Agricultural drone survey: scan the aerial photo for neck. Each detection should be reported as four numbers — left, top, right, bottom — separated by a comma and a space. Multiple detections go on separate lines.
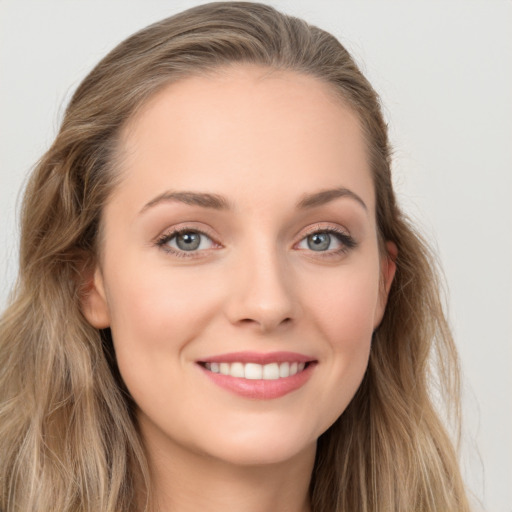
138, 419, 315, 512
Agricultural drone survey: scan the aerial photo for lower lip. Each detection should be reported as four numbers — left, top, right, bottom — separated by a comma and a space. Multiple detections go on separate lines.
198, 363, 316, 399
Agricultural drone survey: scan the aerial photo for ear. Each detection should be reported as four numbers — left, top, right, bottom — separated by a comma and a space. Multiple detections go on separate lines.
81, 266, 110, 329
373, 241, 397, 329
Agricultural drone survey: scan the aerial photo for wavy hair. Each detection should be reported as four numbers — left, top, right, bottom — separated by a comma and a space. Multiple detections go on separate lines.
0, 2, 470, 511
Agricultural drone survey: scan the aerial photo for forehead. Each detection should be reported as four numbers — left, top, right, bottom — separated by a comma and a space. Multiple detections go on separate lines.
113, 64, 374, 214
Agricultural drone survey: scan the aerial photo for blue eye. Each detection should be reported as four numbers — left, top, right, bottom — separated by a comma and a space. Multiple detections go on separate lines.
174, 232, 201, 251
306, 232, 332, 251
297, 229, 356, 253
158, 230, 215, 253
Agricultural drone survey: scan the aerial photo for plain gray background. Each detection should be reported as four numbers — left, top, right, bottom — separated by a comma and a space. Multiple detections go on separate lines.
1, 1, 511, 510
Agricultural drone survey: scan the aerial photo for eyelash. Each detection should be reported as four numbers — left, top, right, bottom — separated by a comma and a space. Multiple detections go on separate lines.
155, 225, 357, 258
155, 227, 219, 258
297, 225, 357, 258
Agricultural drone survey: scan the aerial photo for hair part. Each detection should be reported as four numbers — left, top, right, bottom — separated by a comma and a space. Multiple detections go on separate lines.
0, 2, 469, 511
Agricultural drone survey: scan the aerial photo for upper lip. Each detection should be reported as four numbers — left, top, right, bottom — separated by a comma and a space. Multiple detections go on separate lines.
198, 351, 316, 365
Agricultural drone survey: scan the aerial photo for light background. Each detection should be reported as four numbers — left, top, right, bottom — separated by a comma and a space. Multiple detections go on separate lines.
0, 1, 510, 510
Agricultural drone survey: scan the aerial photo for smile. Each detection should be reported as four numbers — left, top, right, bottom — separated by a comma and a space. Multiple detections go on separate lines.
202, 361, 307, 380
198, 351, 317, 399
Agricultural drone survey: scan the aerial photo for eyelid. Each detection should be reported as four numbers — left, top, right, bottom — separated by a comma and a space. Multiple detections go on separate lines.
154, 222, 218, 241
293, 222, 357, 254
294, 223, 352, 244
154, 223, 222, 256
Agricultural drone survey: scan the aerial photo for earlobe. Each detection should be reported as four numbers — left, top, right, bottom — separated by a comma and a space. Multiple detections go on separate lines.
373, 241, 398, 329
81, 266, 110, 329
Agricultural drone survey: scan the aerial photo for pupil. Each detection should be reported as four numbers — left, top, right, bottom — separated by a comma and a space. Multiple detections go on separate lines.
177, 232, 200, 251
308, 233, 330, 251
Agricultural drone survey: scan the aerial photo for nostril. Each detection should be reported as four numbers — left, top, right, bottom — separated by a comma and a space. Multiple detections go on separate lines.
239, 318, 258, 325
234, 316, 293, 334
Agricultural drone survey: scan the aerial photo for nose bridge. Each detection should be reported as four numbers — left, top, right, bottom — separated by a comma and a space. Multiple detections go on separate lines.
225, 235, 297, 332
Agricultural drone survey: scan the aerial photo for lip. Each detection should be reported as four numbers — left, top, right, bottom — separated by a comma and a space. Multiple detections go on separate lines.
197, 351, 317, 400
199, 351, 314, 365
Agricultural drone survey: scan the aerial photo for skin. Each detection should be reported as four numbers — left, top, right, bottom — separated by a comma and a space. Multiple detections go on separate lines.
83, 65, 396, 512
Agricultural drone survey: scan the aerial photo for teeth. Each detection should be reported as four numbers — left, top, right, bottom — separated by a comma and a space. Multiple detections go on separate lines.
204, 361, 308, 379
262, 363, 279, 380
230, 362, 245, 378
245, 363, 262, 380
279, 362, 290, 378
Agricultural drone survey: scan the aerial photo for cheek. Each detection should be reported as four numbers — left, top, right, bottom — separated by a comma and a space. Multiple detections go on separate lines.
306, 265, 381, 349
299, 262, 380, 428
103, 261, 223, 387
106, 258, 218, 334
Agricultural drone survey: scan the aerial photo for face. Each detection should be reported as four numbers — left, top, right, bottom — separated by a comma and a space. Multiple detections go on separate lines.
84, 65, 395, 467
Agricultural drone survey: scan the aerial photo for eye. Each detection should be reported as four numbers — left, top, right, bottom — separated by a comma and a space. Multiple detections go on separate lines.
304, 232, 334, 251
296, 228, 356, 253
157, 229, 216, 254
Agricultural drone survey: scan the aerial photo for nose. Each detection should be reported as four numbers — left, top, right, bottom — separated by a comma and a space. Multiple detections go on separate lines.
224, 247, 298, 333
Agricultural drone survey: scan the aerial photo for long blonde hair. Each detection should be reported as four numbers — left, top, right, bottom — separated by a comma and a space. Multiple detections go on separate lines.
0, 2, 470, 511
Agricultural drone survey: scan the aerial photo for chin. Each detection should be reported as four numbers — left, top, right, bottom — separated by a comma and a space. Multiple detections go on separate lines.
182, 413, 322, 467
203, 434, 317, 467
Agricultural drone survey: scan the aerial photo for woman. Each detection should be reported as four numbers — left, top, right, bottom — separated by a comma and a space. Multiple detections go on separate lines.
0, 2, 471, 511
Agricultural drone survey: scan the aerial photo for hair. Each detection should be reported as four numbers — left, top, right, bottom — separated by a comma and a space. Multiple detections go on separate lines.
0, 2, 470, 511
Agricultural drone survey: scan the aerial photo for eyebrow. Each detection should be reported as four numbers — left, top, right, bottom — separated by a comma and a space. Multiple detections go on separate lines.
140, 191, 230, 213
296, 187, 367, 211
140, 186, 367, 214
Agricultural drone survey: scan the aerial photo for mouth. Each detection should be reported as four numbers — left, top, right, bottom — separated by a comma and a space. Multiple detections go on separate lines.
197, 352, 317, 399
200, 361, 311, 380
